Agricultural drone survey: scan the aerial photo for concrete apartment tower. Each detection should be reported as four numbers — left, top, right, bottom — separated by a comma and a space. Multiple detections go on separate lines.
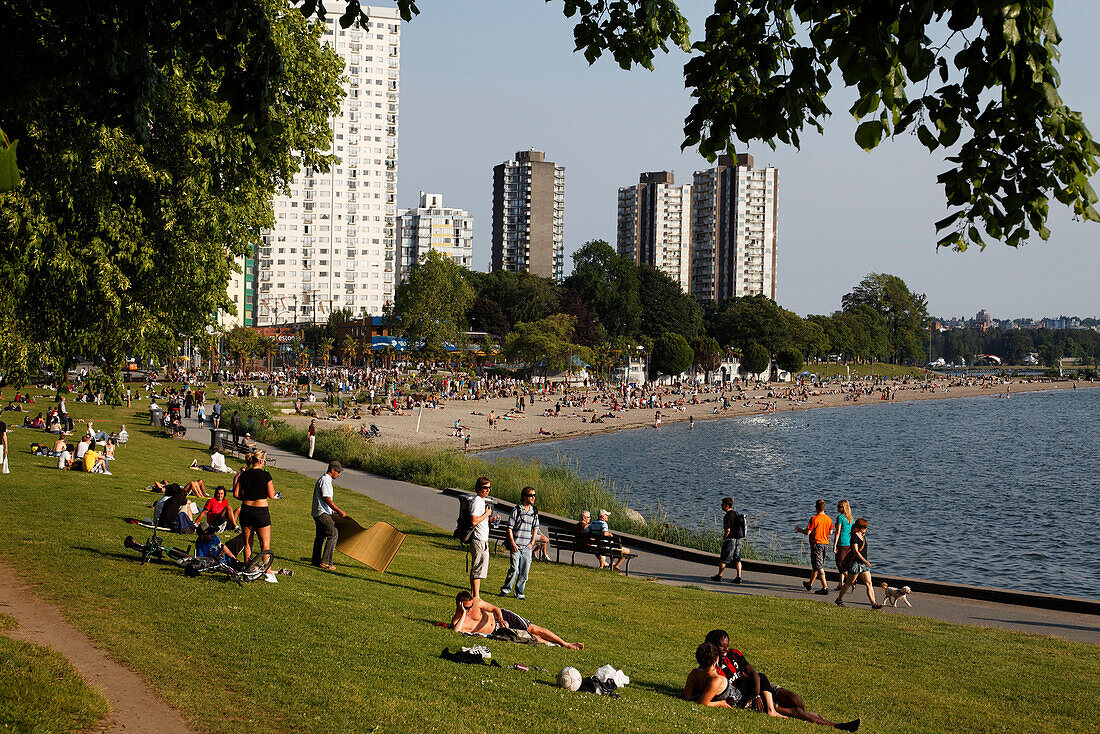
491, 150, 565, 281
255, 6, 401, 325
617, 171, 693, 292
396, 192, 474, 281
691, 154, 778, 303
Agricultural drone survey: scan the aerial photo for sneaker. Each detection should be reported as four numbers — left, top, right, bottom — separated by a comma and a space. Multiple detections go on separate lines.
802, 581, 813, 591
731, 577, 742, 584
815, 588, 830, 595
709, 574, 723, 582
499, 589, 510, 597
273, 492, 283, 499
515, 595, 525, 600
190, 459, 199, 468
834, 598, 845, 607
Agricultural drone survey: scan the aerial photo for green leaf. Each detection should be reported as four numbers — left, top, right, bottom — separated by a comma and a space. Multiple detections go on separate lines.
917, 125, 939, 150
854, 120, 884, 151
0, 138, 21, 191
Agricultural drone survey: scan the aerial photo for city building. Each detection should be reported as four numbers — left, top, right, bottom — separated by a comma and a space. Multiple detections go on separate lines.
690, 154, 778, 303
255, 6, 401, 325
396, 192, 473, 280
617, 172, 692, 292
216, 253, 255, 329
491, 149, 565, 281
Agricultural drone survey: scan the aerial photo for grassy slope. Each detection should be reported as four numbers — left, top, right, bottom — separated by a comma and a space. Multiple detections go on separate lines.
0, 394, 1097, 734
0, 615, 109, 733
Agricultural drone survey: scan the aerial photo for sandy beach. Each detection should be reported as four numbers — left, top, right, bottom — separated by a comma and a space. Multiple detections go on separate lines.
277, 377, 1086, 453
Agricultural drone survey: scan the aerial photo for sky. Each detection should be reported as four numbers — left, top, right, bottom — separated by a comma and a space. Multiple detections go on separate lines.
393, 1, 1100, 319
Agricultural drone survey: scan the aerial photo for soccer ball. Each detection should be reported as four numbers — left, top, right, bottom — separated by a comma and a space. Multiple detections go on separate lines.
557, 667, 582, 691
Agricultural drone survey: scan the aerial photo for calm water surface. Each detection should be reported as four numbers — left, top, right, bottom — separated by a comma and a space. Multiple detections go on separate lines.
487, 386, 1100, 599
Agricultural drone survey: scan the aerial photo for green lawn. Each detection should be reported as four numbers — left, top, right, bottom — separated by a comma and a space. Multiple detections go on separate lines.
0, 615, 108, 734
0, 392, 1097, 733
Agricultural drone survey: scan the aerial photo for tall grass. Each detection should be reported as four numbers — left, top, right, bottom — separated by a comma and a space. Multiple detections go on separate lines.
254, 420, 755, 555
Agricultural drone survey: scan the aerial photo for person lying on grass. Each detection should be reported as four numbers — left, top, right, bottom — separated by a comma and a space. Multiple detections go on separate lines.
692, 629, 861, 731
149, 479, 210, 497
450, 591, 584, 650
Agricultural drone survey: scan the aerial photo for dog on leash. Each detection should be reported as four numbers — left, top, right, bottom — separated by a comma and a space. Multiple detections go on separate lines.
879, 583, 913, 607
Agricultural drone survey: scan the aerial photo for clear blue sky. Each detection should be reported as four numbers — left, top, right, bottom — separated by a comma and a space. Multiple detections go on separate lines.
393, 1, 1100, 319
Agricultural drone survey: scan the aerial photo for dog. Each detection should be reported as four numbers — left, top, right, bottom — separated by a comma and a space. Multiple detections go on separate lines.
879, 583, 913, 607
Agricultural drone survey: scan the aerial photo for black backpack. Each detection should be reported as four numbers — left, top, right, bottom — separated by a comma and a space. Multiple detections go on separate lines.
732, 511, 747, 539
453, 496, 475, 543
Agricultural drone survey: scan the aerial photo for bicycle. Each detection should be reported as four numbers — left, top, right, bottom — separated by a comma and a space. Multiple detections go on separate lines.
124, 525, 192, 565
178, 550, 275, 587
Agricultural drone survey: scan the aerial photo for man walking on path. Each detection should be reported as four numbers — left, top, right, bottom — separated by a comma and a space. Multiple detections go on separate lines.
500, 486, 540, 599
468, 476, 493, 598
796, 499, 834, 595
311, 461, 346, 569
184, 390, 193, 418
308, 419, 317, 458
711, 497, 744, 583
231, 410, 242, 447
211, 400, 222, 429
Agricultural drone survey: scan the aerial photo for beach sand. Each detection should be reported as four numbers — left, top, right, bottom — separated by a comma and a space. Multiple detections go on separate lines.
277, 378, 1084, 453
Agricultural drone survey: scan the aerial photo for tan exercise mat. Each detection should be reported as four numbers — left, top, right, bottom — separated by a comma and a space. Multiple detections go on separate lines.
334, 516, 406, 573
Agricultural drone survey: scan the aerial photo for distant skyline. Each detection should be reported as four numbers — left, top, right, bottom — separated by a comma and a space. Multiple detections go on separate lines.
393, 1, 1100, 319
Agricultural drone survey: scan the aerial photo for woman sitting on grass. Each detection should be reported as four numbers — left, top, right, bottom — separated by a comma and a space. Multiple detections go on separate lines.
195, 486, 239, 532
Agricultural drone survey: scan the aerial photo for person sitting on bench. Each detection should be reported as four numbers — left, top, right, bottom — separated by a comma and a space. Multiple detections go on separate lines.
450, 591, 584, 650
587, 509, 628, 571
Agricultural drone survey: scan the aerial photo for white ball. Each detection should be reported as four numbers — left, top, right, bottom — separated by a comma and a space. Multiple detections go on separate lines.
557, 667, 582, 691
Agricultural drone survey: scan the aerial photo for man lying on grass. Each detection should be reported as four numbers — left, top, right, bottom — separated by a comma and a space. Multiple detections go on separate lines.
450, 591, 584, 650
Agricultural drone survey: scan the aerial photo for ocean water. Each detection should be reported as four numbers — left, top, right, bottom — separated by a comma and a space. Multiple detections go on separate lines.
486, 386, 1100, 599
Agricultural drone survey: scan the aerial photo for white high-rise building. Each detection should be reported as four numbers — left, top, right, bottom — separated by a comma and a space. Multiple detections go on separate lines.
691, 154, 777, 303
617, 172, 692, 292
255, 6, 401, 325
396, 192, 474, 280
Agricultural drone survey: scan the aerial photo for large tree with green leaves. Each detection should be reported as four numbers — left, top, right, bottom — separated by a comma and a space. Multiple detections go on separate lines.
305, 1, 1098, 253
638, 265, 704, 342
842, 273, 929, 363
651, 332, 694, 378
563, 240, 641, 338
0, 0, 342, 395
502, 314, 588, 379
391, 249, 475, 360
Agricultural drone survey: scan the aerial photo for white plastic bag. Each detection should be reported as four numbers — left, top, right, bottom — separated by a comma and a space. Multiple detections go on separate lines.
593, 664, 629, 688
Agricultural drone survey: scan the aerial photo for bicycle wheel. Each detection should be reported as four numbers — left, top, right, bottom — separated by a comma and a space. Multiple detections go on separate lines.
245, 550, 274, 576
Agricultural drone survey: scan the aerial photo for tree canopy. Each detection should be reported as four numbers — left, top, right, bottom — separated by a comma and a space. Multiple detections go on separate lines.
651, 332, 694, 378
391, 250, 475, 360
842, 273, 929, 363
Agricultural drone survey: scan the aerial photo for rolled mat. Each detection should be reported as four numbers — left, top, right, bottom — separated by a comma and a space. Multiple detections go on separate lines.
334, 516, 406, 573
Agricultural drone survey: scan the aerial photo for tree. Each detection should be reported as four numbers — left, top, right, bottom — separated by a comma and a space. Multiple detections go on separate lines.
392, 249, 475, 360
638, 265, 703, 341
690, 335, 722, 375
466, 297, 510, 338
712, 294, 799, 355
651, 332, 693, 378
843, 274, 929, 363
316, 337, 334, 366
307, 1, 1098, 253
741, 342, 771, 377
0, 1, 343, 399
1038, 342, 1064, 369
563, 240, 641, 338
502, 314, 588, 378
466, 270, 560, 328
556, 287, 605, 347
776, 347, 804, 375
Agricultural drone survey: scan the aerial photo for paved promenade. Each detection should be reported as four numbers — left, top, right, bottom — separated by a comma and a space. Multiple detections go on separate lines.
243, 434, 1100, 645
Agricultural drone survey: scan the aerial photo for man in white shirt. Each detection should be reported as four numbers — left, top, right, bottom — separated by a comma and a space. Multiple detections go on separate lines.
468, 476, 494, 598
311, 461, 346, 570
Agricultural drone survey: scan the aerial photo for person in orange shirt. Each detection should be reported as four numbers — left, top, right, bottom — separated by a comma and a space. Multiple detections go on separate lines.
795, 499, 834, 595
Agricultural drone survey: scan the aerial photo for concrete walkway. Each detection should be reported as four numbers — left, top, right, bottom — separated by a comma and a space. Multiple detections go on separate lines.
243, 433, 1100, 646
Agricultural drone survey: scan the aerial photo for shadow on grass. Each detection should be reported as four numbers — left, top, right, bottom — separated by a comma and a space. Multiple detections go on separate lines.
630, 678, 683, 699
72, 545, 139, 564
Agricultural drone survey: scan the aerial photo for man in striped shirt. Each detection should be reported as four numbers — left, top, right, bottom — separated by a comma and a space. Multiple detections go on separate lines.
499, 486, 540, 600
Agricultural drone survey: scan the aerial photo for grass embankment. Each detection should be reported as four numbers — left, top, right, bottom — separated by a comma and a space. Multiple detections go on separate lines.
0, 615, 109, 733
2, 393, 1098, 733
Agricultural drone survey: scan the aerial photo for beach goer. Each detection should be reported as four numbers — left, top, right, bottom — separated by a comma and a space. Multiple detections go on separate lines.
587, 509, 627, 571
311, 461, 346, 570
450, 591, 583, 649
0, 413, 8, 474
233, 450, 275, 563
194, 522, 236, 561
308, 419, 317, 458
832, 500, 854, 586
684, 641, 783, 714
711, 497, 744, 584
835, 518, 882, 609
699, 630, 861, 730
499, 486, 539, 599
796, 499, 833, 595
467, 476, 493, 598
231, 410, 242, 447
191, 449, 233, 473
195, 486, 239, 531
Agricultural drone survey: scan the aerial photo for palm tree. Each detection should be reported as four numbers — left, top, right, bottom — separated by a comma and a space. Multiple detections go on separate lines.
317, 337, 334, 367
341, 336, 358, 367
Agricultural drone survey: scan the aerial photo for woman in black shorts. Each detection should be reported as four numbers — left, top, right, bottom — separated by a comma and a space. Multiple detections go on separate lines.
233, 451, 275, 562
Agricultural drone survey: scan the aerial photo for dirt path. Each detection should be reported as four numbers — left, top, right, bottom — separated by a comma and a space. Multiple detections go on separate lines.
0, 562, 198, 734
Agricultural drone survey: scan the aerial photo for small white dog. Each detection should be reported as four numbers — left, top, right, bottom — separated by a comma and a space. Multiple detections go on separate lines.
879, 583, 913, 607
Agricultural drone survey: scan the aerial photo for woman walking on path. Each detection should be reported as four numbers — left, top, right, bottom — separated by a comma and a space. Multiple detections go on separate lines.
835, 518, 882, 609
832, 500, 854, 588
233, 451, 275, 563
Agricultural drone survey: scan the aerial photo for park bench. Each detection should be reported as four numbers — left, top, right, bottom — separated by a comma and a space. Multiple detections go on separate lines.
570, 532, 637, 576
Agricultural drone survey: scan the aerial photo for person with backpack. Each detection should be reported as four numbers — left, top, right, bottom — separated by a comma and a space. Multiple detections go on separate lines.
499, 486, 539, 600
711, 497, 745, 584
461, 476, 494, 598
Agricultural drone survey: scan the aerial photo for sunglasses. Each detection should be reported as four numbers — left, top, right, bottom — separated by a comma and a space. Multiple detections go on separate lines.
523, 493, 535, 499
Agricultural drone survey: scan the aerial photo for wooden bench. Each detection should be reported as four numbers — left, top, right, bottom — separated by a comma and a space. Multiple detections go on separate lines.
570, 533, 637, 576
221, 439, 276, 466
